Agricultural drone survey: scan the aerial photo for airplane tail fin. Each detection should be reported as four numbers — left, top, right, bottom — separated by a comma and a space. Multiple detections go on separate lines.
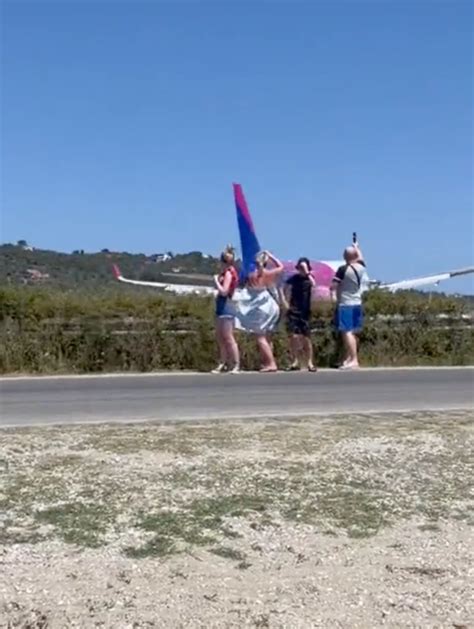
112, 264, 122, 280
232, 183, 261, 279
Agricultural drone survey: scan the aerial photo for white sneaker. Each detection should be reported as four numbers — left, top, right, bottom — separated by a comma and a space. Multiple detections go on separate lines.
211, 363, 227, 374
339, 362, 360, 370
229, 366, 241, 374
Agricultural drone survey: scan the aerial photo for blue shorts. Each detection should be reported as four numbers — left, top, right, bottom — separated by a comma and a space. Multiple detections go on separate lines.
215, 296, 235, 319
335, 305, 363, 332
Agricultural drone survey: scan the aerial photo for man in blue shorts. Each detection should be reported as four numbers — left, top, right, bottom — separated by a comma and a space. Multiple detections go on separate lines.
331, 241, 368, 369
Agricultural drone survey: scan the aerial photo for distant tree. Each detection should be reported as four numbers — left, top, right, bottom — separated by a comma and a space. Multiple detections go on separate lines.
17, 239, 28, 247
101, 248, 110, 254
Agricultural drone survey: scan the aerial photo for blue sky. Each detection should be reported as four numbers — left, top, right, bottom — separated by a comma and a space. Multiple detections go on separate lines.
1, 1, 473, 292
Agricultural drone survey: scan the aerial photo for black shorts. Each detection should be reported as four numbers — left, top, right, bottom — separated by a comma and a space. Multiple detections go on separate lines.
286, 312, 311, 337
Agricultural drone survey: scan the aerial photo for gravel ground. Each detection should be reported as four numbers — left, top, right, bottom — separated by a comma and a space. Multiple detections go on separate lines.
0, 411, 473, 628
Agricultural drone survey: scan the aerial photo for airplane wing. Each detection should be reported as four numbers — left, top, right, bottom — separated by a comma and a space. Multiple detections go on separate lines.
112, 264, 216, 295
379, 267, 474, 292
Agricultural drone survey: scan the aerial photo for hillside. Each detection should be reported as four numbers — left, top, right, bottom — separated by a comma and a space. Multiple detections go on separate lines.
1, 243, 473, 304
0, 244, 220, 290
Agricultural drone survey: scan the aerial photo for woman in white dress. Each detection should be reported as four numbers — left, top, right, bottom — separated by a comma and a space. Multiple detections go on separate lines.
234, 250, 284, 372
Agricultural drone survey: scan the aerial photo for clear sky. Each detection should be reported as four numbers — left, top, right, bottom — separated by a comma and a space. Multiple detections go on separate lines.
1, 0, 473, 292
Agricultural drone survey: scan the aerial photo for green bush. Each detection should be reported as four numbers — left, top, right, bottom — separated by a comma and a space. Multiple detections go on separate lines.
0, 286, 472, 374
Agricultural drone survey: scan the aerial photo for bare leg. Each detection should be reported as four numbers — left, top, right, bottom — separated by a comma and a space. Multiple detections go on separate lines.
221, 319, 239, 369
216, 323, 226, 363
268, 335, 274, 355
256, 335, 277, 371
212, 320, 228, 372
268, 335, 277, 369
341, 332, 359, 367
302, 336, 315, 369
289, 334, 302, 367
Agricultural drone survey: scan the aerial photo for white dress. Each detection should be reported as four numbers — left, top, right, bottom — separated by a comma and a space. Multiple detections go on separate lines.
231, 286, 280, 334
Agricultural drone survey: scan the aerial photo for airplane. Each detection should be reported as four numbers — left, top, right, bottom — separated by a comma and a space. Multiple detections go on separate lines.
112, 183, 474, 300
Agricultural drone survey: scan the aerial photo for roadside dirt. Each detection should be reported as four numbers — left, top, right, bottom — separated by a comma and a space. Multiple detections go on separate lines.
1, 411, 473, 628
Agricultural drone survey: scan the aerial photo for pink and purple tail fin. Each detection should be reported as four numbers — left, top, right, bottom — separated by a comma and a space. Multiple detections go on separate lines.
233, 183, 261, 279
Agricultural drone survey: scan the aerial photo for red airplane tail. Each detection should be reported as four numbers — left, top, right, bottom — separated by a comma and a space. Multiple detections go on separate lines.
112, 264, 121, 280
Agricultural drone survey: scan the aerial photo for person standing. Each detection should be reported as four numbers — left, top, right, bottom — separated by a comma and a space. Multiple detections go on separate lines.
241, 250, 284, 372
282, 257, 317, 371
330, 240, 368, 369
212, 245, 240, 374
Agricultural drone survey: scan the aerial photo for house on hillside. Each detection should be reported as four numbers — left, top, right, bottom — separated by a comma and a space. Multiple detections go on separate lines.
17, 240, 34, 251
151, 253, 172, 263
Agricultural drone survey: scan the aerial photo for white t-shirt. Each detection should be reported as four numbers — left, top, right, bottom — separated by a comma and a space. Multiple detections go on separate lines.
333, 261, 368, 306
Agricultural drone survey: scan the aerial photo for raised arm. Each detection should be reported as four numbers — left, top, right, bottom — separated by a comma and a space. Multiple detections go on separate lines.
353, 239, 365, 265
299, 260, 316, 287
263, 251, 284, 278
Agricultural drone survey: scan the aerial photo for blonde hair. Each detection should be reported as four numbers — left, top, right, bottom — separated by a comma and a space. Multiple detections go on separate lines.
255, 251, 268, 268
220, 244, 235, 264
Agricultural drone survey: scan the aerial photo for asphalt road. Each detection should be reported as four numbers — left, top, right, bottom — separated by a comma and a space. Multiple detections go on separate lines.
0, 368, 473, 427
